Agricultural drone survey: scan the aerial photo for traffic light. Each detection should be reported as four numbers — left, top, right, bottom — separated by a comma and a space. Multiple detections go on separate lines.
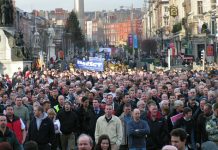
201, 49, 205, 62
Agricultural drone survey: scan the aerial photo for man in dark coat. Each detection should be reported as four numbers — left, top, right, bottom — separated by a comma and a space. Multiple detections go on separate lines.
174, 107, 196, 150
196, 103, 213, 147
28, 105, 55, 150
145, 103, 169, 150
0, 114, 20, 150
57, 100, 79, 150
90, 99, 104, 142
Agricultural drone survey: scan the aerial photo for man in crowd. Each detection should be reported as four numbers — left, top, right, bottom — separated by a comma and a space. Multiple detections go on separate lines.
119, 103, 132, 150
54, 95, 65, 113
95, 104, 123, 150
13, 96, 30, 130
57, 100, 78, 150
127, 108, 150, 150
196, 103, 213, 146
206, 103, 218, 145
146, 102, 169, 150
77, 134, 93, 150
0, 113, 20, 150
28, 105, 55, 150
6, 105, 26, 148
170, 128, 187, 150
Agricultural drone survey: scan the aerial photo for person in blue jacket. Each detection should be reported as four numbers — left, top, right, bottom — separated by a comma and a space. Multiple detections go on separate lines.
127, 108, 150, 150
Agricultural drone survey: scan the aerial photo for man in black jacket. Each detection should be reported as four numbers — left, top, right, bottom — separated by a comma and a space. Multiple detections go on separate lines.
28, 105, 55, 150
174, 107, 196, 150
196, 103, 213, 146
0, 114, 20, 150
57, 100, 78, 150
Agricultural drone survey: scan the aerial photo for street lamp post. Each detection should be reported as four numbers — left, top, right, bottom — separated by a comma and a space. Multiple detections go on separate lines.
131, 2, 135, 61
215, 29, 218, 63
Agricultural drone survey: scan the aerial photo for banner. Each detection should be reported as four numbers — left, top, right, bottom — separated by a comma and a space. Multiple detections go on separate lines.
99, 48, 111, 60
133, 34, 138, 49
207, 45, 214, 56
128, 34, 133, 48
76, 59, 104, 71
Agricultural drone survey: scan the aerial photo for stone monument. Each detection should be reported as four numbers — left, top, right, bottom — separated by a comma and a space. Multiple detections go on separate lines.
47, 24, 56, 61
0, 0, 31, 77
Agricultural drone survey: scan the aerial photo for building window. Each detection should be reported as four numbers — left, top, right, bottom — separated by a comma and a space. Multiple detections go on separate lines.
197, 1, 203, 14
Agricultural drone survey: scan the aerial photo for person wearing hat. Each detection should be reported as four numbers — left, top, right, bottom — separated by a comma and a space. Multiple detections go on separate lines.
206, 103, 218, 145
56, 100, 79, 150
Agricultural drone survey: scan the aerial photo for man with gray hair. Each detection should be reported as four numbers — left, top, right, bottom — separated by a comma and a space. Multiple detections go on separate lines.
77, 134, 93, 150
162, 145, 178, 150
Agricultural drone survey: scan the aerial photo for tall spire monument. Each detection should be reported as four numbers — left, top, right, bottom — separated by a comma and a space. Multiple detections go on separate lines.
74, 0, 85, 31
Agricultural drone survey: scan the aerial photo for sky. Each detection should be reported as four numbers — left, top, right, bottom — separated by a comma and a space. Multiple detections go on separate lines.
15, 0, 144, 12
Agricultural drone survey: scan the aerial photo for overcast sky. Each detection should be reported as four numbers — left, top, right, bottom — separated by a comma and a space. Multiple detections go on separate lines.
16, 0, 144, 12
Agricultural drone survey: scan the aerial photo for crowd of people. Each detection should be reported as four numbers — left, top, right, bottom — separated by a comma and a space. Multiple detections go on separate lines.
0, 66, 217, 150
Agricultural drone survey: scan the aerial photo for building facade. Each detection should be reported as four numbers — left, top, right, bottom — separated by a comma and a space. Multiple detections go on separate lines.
143, 0, 218, 62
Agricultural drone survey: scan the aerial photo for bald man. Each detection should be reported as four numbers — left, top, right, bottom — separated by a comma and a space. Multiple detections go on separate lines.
127, 109, 150, 150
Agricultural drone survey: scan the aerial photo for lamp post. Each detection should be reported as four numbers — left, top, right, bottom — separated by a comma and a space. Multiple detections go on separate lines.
156, 28, 164, 52
215, 29, 218, 63
131, 2, 135, 61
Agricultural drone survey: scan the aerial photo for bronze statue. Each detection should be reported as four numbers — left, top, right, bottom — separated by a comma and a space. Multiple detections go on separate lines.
0, 0, 14, 26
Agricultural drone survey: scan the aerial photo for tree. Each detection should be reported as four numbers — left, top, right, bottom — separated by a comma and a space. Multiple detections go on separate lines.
64, 10, 85, 48
172, 22, 182, 33
141, 39, 157, 56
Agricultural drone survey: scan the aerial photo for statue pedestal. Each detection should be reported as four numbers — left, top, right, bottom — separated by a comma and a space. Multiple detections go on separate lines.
0, 27, 32, 77
47, 44, 56, 61
0, 27, 14, 61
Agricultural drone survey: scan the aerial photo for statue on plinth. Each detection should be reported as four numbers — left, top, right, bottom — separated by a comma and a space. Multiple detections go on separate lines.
0, 0, 14, 26
47, 25, 55, 46
11, 31, 30, 60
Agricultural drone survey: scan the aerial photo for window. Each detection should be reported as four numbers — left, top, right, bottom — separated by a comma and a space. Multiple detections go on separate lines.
197, 1, 203, 14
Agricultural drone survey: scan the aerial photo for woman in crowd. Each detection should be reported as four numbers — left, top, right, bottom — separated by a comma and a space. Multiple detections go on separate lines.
47, 108, 61, 150
95, 134, 111, 150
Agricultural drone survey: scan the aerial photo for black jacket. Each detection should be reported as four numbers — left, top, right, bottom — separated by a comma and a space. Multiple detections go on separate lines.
0, 127, 20, 150
146, 113, 169, 150
174, 117, 196, 145
196, 113, 212, 144
57, 109, 78, 134
89, 108, 104, 139
28, 115, 55, 147
77, 107, 94, 135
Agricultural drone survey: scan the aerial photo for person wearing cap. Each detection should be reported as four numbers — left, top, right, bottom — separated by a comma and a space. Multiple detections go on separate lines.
57, 100, 79, 150
206, 103, 218, 145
